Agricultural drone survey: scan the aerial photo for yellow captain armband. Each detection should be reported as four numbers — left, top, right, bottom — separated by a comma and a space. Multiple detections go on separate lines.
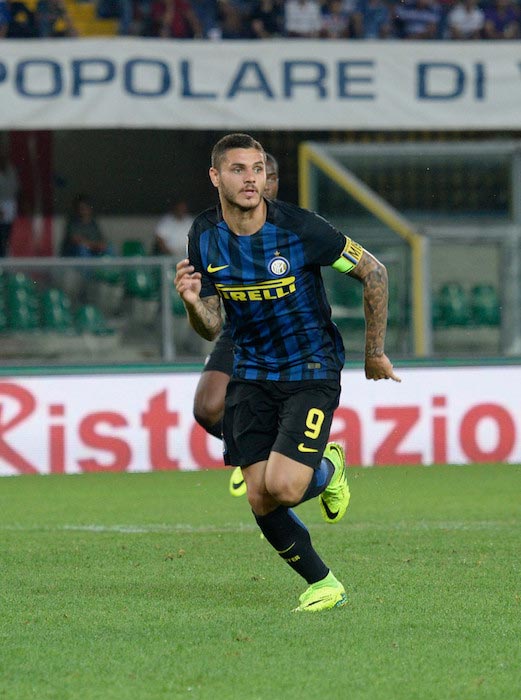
332, 237, 364, 274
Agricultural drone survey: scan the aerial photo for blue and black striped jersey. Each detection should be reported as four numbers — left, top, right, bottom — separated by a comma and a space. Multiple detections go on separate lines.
187, 199, 349, 381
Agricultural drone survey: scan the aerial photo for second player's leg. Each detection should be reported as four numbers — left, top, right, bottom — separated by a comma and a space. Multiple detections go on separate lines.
193, 369, 230, 438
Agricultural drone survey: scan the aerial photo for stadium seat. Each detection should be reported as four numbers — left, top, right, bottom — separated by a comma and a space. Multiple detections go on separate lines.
7, 272, 37, 297
122, 240, 146, 257
40, 288, 74, 332
8, 301, 40, 331
125, 269, 156, 299
470, 284, 500, 326
6, 274, 40, 331
436, 282, 471, 326
171, 287, 186, 316
0, 308, 8, 332
75, 304, 112, 334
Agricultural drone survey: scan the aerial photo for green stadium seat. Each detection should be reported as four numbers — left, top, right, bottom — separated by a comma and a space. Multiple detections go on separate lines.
122, 239, 146, 257
94, 267, 123, 285
0, 308, 8, 332
171, 287, 186, 316
436, 282, 471, 326
470, 284, 500, 326
40, 288, 74, 332
75, 304, 112, 335
8, 302, 39, 331
7, 272, 38, 298
125, 269, 156, 299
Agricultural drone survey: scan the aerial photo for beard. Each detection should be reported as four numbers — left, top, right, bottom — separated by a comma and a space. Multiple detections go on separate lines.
221, 184, 263, 212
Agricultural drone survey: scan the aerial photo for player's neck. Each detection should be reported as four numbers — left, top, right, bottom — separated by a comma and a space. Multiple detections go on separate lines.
221, 199, 267, 236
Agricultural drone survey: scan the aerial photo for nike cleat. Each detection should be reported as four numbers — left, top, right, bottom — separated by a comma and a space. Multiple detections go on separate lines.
320, 442, 350, 524
229, 466, 246, 497
293, 571, 347, 613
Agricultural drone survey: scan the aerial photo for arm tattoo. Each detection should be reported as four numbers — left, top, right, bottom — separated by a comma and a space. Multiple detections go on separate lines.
348, 251, 388, 357
185, 294, 222, 341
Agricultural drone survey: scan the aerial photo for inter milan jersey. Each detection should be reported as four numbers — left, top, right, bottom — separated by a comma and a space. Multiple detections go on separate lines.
187, 199, 350, 381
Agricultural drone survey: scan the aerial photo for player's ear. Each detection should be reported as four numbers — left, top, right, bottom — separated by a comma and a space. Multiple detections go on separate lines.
209, 167, 220, 188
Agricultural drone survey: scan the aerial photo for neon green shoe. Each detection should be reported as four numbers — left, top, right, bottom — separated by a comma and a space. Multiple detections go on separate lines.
229, 466, 246, 497
320, 443, 350, 524
293, 571, 347, 613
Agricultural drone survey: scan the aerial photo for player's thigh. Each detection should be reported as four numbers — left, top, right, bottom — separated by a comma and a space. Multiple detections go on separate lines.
272, 380, 341, 469
193, 370, 230, 420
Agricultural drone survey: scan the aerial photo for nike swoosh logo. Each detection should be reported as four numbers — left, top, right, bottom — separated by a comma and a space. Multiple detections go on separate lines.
321, 499, 340, 520
231, 478, 245, 491
207, 264, 229, 273
297, 443, 318, 453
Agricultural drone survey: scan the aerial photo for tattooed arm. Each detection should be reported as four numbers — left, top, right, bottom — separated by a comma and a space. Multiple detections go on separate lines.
348, 250, 401, 382
175, 259, 223, 341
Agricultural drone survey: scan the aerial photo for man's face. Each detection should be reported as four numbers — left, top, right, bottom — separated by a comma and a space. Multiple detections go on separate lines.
264, 161, 279, 199
210, 148, 266, 211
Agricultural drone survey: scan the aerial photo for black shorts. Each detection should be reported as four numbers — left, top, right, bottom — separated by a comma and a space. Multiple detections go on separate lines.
202, 327, 234, 375
223, 378, 341, 469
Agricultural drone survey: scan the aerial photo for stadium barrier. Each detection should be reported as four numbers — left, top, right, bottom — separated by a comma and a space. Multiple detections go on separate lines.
0, 362, 520, 476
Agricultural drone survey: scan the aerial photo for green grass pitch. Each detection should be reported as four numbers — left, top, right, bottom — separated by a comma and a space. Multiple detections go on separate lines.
1, 464, 520, 700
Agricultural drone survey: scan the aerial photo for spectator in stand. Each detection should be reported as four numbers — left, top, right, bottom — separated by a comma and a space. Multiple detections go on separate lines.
153, 198, 194, 257
0, 144, 19, 257
191, 0, 220, 37
445, 0, 484, 38
0, 0, 9, 36
217, 0, 250, 38
250, 0, 283, 38
37, 0, 77, 36
147, 0, 203, 37
284, 0, 322, 37
320, 0, 357, 38
393, 0, 441, 39
483, 0, 520, 38
6, 0, 38, 37
60, 194, 111, 258
358, 0, 392, 38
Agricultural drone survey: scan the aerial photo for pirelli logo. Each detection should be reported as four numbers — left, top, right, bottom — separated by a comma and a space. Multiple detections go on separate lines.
216, 276, 296, 301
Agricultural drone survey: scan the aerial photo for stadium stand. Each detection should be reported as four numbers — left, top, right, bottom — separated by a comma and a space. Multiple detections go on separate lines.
64, 0, 118, 35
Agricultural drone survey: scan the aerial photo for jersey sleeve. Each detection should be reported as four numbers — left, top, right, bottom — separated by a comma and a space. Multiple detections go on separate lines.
301, 210, 351, 266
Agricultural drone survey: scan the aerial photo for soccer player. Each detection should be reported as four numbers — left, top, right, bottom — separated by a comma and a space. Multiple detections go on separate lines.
193, 152, 279, 498
175, 133, 400, 613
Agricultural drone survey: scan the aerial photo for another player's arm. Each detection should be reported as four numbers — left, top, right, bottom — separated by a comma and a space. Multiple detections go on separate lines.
332, 238, 400, 382
175, 259, 223, 341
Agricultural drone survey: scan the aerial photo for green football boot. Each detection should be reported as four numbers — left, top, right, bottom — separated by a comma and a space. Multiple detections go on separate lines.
229, 466, 246, 497
320, 443, 350, 524
293, 571, 347, 613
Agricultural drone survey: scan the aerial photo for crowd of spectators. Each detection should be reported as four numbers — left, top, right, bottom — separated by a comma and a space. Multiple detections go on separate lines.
0, 0, 520, 40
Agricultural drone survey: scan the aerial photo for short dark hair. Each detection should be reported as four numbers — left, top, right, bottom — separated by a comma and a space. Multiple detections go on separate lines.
211, 133, 265, 170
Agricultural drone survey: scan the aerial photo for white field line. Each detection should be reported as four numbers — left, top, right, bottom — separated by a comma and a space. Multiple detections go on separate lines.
0, 520, 515, 535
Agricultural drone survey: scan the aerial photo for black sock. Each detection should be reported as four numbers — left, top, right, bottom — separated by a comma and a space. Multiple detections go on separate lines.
299, 457, 335, 504
254, 506, 328, 584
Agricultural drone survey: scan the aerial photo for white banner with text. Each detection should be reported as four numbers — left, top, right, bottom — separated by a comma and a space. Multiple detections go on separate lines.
0, 366, 519, 476
1, 39, 521, 130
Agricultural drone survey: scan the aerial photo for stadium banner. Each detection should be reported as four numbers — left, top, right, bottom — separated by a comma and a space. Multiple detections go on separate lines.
0, 366, 520, 476
0, 39, 520, 130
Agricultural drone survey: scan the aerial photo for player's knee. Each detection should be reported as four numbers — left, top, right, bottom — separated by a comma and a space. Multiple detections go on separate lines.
193, 395, 223, 430
265, 474, 302, 507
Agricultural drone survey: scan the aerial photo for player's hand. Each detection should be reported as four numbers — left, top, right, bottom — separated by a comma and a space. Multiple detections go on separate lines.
174, 258, 202, 307
365, 354, 401, 382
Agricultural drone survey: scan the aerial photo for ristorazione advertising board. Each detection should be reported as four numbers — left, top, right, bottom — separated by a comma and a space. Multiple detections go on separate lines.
1, 39, 521, 130
0, 366, 519, 476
